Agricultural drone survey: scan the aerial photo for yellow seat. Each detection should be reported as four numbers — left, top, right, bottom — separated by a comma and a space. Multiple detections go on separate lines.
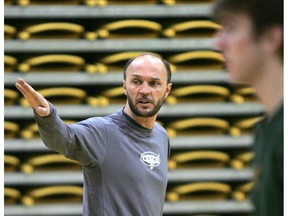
20, 87, 87, 106
168, 51, 225, 72
230, 151, 255, 170
86, 96, 110, 107
18, 54, 86, 72
20, 120, 76, 139
5, 89, 19, 105
22, 185, 83, 206
166, 85, 230, 104
96, 0, 157, 6
5, 24, 17, 39
163, 20, 222, 38
21, 154, 81, 173
166, 182, 231, 201
5, 154, 20, 172
4, 121, 20, 138
86, 51, 158, 73
229, 116, 263, 136
230, 86, 258, 104
88, 86, 125, 105
5, 187, 21, 205
18, 22, 84, 40
231, 182, 255, 201
168, 150, 230, 169
102, 86, 124, 97
4, 55, 18, 72
85, 20, 162, 40
17, 0, 83, 6
166, 117, 230, 137
161, 0, 215, 5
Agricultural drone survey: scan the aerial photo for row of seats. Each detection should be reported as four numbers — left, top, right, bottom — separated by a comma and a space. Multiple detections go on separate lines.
5, 0, 215, 6
5, 85, 257, 106
5, 51, 224, 73
5, 20, 221, 40
4, 149, 254, 174
5, 180, 253, 206
5, 115, 262, 140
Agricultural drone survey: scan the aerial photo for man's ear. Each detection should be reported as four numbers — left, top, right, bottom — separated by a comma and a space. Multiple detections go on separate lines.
262, 26, 283, 57
123, 80, 127, 95
165, 83, 172, 98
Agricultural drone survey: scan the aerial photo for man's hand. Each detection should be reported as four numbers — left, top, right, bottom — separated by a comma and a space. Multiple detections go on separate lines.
15, 78, 50, 117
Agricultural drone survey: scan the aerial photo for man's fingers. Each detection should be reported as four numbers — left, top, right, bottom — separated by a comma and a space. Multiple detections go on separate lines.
15, 82, 26, 96
16, 78, 37, 98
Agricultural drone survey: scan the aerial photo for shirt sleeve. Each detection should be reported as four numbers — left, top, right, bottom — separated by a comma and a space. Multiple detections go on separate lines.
34, 102, 108, 167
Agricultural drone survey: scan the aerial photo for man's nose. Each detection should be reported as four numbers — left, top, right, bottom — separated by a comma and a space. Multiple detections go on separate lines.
139, 83, 150, 95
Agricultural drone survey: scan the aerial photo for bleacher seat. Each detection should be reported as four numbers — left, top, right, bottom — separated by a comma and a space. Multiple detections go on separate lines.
18, 22, 85, 40
163, 20, 221, 38
97, 0, 157, 6
4, 121, 20, 138
231, 182, 255, 201
20, 87, 87, 106
85, 19, 162, 40
5, 154, 20, 172
17, 0, 83, 6
4, 24, 17, 39
168, 51, 225, 72
166, 117, 230, 137
168, 150, 230, 169
4, 187, 21, 205
229, 116, 263, 137
230, 151, 254, 170
166, 182, 231, 201
87, 86, 126, 106
4, 55, 18, 72
5, 89, 19, 105
21, 154, 81, 173
85, 51, 158, 73
18, 54, 86, 72
166, 85, 230, 104
230, 86, 258, 104
21, 185, 83, 206
161, 0, 215, 5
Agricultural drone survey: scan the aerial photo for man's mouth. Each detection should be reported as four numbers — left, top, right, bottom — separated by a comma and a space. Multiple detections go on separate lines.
137, 98, 152, 105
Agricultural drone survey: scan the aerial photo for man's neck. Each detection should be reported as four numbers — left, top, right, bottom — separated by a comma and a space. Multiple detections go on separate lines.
123, 106, 156, 129
253, 59, 283, 116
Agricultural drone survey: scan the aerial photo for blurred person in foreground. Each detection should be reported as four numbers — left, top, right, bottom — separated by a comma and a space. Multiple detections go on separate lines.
15, 54, 172, 216
213, 0, 283, 215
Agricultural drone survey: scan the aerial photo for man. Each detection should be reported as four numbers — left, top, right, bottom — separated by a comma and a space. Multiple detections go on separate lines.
212, 0, 283, 215
16, 54, 173, 216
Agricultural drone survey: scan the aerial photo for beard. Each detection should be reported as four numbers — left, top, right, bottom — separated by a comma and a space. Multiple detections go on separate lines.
126, 93, 166, 117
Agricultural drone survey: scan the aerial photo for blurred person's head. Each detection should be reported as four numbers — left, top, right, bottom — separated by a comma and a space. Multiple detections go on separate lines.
213, 0, 283, 84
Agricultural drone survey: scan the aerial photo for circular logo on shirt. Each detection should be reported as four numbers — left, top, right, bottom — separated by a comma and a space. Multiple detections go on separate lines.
140, 151, 161, 170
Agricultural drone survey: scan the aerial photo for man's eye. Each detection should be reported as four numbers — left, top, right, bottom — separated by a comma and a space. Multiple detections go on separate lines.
133, 80, 140, 84
150, 82, 160, 87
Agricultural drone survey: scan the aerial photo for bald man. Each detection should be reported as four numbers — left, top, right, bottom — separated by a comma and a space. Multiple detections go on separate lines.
16, 54, 173, 216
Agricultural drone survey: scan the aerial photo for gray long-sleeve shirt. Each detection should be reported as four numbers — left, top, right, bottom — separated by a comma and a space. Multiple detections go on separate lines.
34, 104, 170, 216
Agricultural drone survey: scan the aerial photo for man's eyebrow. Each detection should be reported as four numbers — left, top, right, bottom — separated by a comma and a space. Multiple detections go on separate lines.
131, 74, 161, 81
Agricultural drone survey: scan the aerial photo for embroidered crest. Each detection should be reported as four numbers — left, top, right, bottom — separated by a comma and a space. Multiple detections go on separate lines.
140, 151, 161, 170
